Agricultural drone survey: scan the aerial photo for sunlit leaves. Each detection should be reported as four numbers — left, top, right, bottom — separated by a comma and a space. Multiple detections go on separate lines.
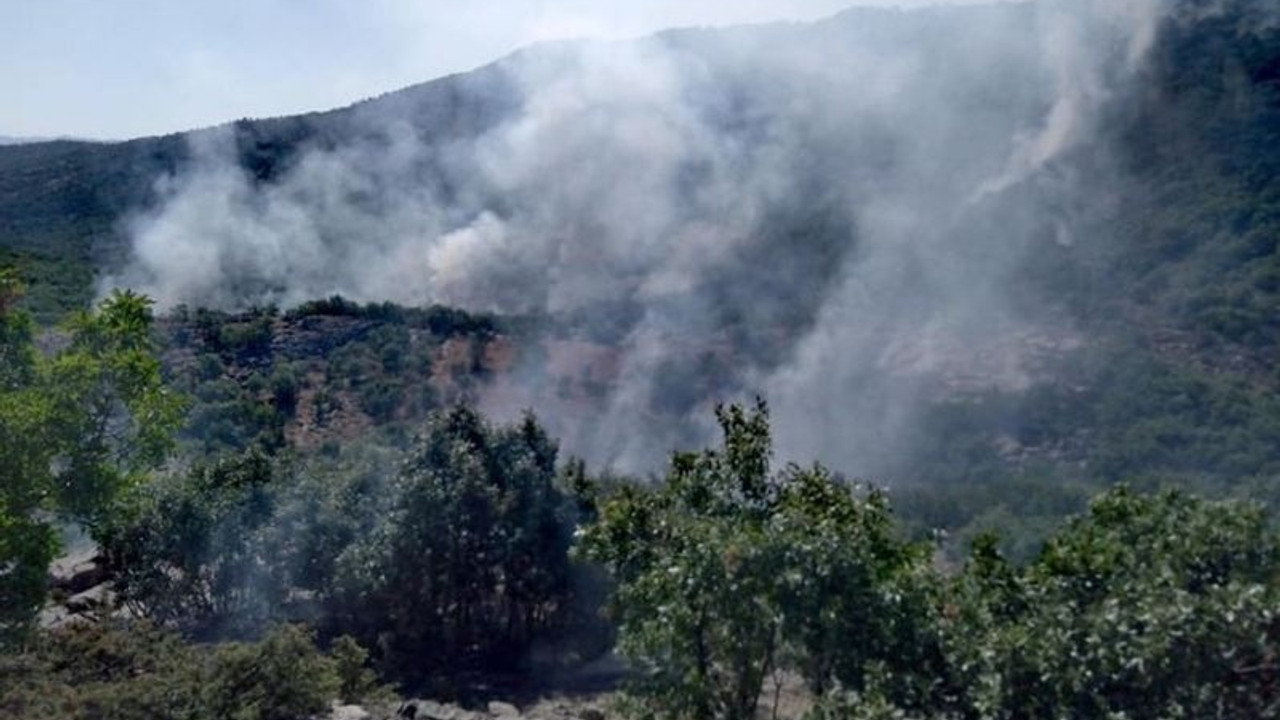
943, 488, 1280, 719
580, 400, 932, 720
0, 288, 182, 645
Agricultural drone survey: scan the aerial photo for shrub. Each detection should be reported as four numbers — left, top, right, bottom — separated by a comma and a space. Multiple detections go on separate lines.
204, 625, 339, 720
0, 622, 341, 720
941, 488, 1280, 720
331, 635, 382, 704
100, 452, 284, 638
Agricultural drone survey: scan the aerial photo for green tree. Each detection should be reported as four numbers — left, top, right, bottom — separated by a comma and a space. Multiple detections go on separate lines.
945, 487, 1280, 720
0, 285, 183, 645
579, 401, 931, 720
0, 272, 55, 645
45, 290, 186, 525
329, 405, 575, 691
330, 634, 382, 704
100, 452, 283, 637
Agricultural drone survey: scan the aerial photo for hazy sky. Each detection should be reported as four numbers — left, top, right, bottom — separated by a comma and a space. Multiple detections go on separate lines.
1, 0, 968, 140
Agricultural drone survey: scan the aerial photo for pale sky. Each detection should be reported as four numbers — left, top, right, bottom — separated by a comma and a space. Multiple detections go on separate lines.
1, 0, 965, 141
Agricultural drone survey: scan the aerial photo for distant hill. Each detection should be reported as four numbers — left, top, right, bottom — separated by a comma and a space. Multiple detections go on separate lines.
0, 48, 530, 319
0, 135, 93, 145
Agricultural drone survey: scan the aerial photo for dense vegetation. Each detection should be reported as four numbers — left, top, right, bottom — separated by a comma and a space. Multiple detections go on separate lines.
2, 2, 1280, 718
158, 298, 512, 455
1, 623, 370, 720
1, 283, 1279, 719
0, 275, 182, 644
3, 2, 1278, 558
99, 405, 583, 693
586, 402, 1280, 720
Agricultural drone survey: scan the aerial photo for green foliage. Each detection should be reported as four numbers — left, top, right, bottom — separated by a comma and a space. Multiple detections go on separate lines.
203, 624, 339, 720
840, 488, 1280, 720
330, 405, 576, 690
97, 405, 579, 692
160, 299, 507, 454
331, 634, 383, 704
0, 622, 343, 720
940, 488, 1280, 720
100, 452, 283, 637
102, 440, 405, 640
580, 401, 932, 720
46, 290, 187, 524
0, 250, 93, 322
583, 406, 1280, 720
285, 295, 502, 337
0, 621, 203, 719
10, 381, 1280, 720
185, 368, 287, 453
268, 364, 301, 417
0, 288, 183, 645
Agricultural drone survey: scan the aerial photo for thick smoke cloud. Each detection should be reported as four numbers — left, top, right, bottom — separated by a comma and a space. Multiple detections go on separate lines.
105, 1, 1171, 476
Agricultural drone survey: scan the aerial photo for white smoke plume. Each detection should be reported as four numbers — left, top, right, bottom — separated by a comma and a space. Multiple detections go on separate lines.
103, 1, 1174, 476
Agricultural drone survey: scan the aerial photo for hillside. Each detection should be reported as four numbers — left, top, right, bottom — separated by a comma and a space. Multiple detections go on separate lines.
1, 1, 1279, 544
8, 3, 1280, 718
0, 57, 520, 320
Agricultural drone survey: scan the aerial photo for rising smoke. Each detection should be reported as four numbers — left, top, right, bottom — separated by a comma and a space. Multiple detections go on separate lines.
104, 0, 1171, 476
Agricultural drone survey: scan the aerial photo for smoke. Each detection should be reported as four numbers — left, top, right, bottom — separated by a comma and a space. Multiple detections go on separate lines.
103, 1, 1175, 476
973, 0, 1161, 199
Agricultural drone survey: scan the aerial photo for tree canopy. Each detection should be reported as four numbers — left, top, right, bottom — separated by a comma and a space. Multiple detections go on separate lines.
0, 283, 183, 645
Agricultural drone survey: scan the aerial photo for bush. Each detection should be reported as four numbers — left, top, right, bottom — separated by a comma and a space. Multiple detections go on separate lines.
331, 635, 382, 704
100, 453, 284, 638
357, 378, 403, 422
204, 625, 339, 720
939, 488, 1280, 720
269, 365, 301, 417
0, 622, 341, 720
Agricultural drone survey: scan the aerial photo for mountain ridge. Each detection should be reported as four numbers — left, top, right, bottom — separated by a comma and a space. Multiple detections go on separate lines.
1, 0, 1278, 507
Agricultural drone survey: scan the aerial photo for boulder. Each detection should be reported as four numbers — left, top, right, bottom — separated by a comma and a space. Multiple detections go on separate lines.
49, 546, 108, 595
410, 699, 485, 720
487, 701, 520, 718
331, 703, 372, 720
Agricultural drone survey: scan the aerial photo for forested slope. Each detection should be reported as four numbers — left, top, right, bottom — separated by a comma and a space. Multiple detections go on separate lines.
4, 4, 1280, 716
1, 1, 1278, 547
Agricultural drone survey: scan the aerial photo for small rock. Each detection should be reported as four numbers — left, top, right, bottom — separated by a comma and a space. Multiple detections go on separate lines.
416, 700, 483, 720
579, 709, 605, 720
50, 546, 109, 595
487, 701, 520, 718
332, 703, 372, 720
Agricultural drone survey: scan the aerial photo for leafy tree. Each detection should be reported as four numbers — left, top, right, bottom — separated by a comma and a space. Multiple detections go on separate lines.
943, 488, 1280, 720
329, 405, 575, 691
330, 634, 383, 705
268, 364, 300, 417
46, 290, 187, 524
0, 285, 183, 645
100, 452, 283, 637
579, 401, 932, 720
